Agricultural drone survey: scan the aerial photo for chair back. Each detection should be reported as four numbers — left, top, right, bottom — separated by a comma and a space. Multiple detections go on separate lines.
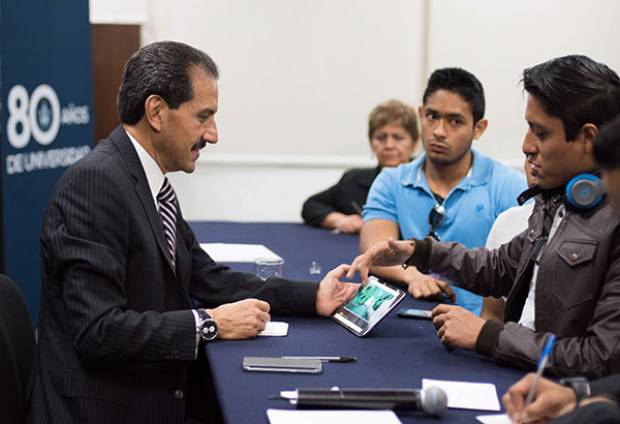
0, 274, 35, 424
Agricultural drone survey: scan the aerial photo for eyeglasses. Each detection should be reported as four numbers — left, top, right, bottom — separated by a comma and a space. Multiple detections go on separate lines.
426, 203, 445, 241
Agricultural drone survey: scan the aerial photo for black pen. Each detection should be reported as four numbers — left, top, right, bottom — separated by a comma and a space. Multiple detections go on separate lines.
280, 356, 357, 363
351, 201, 363, 215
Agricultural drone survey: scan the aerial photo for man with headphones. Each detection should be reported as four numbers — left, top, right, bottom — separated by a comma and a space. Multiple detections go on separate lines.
347, 55, 620, 378
501, 116, 620, 424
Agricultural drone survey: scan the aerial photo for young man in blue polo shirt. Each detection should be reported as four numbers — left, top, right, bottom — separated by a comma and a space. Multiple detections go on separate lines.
361, 68, 525, 315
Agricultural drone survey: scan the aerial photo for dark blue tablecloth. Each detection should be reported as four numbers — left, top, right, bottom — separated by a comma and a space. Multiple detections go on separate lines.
190, 221, 524, 423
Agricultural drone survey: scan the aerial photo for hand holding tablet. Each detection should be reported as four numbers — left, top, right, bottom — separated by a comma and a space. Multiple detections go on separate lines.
331, 276, 405, 336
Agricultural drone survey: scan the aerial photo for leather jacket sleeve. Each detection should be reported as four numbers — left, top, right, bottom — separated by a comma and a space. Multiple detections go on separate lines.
408, 232, 527, 300
408, 224, 620, 378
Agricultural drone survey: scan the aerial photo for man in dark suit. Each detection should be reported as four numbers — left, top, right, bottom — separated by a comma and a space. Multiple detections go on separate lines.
27, 41, 358, 424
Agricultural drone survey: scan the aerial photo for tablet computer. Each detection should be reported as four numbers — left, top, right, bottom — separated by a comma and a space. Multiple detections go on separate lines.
331, 276, 405, 337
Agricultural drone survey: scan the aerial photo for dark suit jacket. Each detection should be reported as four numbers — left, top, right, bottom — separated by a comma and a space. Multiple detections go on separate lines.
27, 126, 318, 424
301, 167, 381, 226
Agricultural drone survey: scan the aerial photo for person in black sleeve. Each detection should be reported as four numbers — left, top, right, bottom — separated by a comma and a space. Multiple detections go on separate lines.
504, 372, 620, 423
301, 99, 419, 234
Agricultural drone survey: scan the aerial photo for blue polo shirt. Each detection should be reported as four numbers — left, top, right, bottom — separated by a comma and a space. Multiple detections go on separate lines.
363, 149, 526, 315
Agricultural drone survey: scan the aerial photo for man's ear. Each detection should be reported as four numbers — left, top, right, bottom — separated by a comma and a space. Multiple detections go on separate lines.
579, 123, 598, 154
473, 118, 488, 140
144, 95, 165, 132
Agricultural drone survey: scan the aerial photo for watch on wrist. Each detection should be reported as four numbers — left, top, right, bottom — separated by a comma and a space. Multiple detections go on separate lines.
196, 309, 218, 342
559, 377, 591, 404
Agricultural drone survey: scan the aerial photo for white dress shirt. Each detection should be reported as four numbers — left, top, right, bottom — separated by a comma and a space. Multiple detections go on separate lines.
518, 205, 565, 330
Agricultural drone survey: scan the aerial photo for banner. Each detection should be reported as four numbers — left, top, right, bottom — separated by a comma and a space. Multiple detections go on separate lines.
0, 0, 94, 323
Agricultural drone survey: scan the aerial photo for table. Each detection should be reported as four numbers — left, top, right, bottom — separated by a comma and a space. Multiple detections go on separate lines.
190, 221, 524, 423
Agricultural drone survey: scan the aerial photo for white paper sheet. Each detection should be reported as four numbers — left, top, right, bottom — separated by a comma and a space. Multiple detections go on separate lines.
258, 321, 289, 336
200, 243, 282, 263
266, 409, 401, 424
476, 414, 511, 424
422, 379, 501, 411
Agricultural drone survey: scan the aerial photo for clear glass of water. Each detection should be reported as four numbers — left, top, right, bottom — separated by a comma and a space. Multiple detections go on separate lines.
254, 257, 284, 280
309, 260, 322, 275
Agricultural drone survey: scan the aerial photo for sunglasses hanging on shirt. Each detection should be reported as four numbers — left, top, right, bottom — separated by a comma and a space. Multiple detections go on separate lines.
426, 193, 446, 241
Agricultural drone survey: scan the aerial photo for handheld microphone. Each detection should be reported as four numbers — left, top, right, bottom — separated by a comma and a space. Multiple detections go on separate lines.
295, 386, 447, 416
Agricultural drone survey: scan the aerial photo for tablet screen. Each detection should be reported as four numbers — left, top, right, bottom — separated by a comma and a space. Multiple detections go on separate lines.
332, 276, 405, 336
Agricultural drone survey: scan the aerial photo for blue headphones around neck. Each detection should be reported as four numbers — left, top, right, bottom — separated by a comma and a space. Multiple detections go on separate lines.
565, 173, 605, 209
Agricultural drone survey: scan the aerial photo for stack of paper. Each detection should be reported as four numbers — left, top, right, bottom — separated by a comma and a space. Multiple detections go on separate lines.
422, 378, 501, 411
200, 243, 281, 263
266, 409, 402, 424
258, 321, 289, 337
476, 414, 511, 424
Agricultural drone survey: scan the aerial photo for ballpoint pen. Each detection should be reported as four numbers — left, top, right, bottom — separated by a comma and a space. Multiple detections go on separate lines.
280, 356, 357, 363
524, 333, 556, 405
351, 201, 363, 215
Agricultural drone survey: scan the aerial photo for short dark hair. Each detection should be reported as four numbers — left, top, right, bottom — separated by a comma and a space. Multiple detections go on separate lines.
594, 114, 620, 169
522, 55, 620, 141
368, 99, 419, 142
117, 41, 219, 125
422, 68, 485, 124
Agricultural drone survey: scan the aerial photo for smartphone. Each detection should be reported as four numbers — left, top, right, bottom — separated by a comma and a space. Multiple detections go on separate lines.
242, 356, 322, 374
396, 308, 433, 320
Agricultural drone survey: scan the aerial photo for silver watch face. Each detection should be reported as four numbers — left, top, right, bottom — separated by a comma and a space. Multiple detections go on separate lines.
200, 319, 218, 341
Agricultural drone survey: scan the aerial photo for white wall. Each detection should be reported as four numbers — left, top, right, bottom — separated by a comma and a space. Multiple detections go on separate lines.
169, 165, 348, 222
89, 0, 149, 24
90, 0, 619, 222
142, 0, 426, 158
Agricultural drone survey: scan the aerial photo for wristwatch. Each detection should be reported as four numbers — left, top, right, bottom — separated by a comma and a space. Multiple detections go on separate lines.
559, 377, 591, 404
196, 309, 218, 342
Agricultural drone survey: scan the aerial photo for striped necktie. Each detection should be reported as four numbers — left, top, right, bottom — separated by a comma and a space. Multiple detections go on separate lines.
157, 177, 177, 267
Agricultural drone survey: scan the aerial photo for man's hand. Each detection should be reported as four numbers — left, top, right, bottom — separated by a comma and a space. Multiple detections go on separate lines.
316, 264, 359, 316
334, 214, 364, 234
347, 238, 415, 281
406, 268, 456, 302
431, 304, 485, 350
503, 373, 576, 423
207, 299, 270, 339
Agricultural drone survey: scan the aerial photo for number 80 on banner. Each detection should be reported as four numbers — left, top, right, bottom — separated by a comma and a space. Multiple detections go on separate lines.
6, 84, 61, 149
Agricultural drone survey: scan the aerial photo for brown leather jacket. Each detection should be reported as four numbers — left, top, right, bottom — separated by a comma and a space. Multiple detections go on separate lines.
409, 197, 620, 378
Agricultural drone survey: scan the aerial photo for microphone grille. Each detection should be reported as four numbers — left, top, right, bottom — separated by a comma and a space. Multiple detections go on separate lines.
421, 386, 448, 416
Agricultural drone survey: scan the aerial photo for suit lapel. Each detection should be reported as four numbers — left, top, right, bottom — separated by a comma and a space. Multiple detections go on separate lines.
109, 126, 177, 276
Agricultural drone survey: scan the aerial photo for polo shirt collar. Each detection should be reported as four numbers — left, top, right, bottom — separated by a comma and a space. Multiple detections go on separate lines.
400, 149, 490, 191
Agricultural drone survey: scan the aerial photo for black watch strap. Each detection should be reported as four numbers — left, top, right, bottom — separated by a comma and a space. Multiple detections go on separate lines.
196, 309, 218, 342
559, 377, 591, 404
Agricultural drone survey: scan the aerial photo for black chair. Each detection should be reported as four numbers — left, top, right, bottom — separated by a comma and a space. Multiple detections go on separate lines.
0, 274, 35, 424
